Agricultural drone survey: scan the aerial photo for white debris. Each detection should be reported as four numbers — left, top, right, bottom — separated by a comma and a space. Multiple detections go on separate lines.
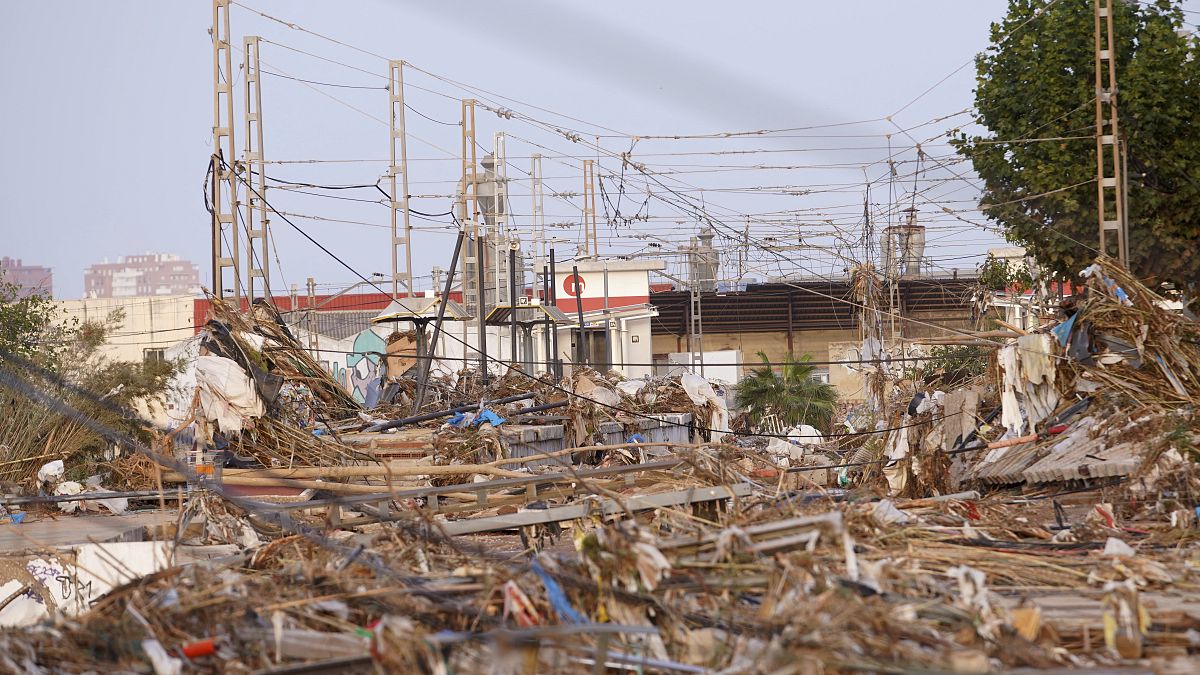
36, 460, 64, 485
1103, 537, 1136, 558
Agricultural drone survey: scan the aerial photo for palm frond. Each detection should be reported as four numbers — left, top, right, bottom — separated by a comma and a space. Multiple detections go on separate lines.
734, 351, 839, 431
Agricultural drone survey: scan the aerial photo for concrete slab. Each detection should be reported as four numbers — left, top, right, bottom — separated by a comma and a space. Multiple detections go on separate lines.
0, 510, 175, 553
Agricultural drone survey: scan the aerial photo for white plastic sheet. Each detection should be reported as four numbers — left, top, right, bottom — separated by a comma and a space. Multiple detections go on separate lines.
35, 460, 64, 484
195, 354, 264, 433
681, 373, 730, 440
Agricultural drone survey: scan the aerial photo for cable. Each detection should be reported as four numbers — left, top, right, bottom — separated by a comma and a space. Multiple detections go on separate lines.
0, 349, 408, 582
262, 173, 382, 190
890, 0, 1064, 117
219, 167, 973, 441
260, 68, 384, 90
0, 349, 630, 612
405, 102, 459, 127
218, 4, 1049, 353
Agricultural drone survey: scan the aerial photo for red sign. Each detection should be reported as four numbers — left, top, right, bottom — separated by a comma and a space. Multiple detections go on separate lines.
563, 274, 585, 297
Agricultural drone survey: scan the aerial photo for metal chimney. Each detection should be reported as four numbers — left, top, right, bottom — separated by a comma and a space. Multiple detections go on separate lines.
689, 226, 719, 292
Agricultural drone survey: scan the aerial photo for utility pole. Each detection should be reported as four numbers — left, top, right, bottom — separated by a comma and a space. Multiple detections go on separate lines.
243, 35, 269, 304
492, 132, 508, 306
210, 0, 240, 305
1094, 0, 1128, 266
305, 277, 317, 356
582, 159, 598, 257
690, 285, 705, 376
388, 60, 414, 298
531, 153, 546, 269
459, 99, 481, 318
738, 217, 750, 281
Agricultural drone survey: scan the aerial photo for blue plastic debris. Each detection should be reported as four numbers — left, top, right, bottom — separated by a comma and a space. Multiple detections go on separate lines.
531, 560, 586, 624
364, 377, 382, 409
1113, 283, 1130, 305
626, 433, 647, 444
8, 512, 25, 525
446, 412, 468, 427
473, 409, 506, 427
1052, 312, 1078, 347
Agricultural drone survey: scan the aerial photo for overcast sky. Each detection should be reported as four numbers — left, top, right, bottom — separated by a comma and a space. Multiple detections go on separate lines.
3, 1, 1193, 298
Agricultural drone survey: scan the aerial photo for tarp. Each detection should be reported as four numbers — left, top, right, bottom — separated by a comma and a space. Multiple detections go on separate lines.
195, 354, 264, 433
681, 373, 730, 440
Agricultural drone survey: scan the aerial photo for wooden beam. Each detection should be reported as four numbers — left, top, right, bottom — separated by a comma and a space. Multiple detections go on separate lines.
434, 483, 752, 535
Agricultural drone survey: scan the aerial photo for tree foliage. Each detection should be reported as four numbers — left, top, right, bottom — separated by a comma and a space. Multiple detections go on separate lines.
734, 352, 838, 431
0, 279, 80, 369
953, 0, 1200, 289
978, 253, 1034, 292
924, 345, 989, 387
0, 277, 180, 485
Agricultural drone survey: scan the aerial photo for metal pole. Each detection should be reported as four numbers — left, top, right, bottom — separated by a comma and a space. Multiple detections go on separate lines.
367, 392, 538, 433
493, 133, 508, 308
1094, 0, 1126, 266
582, 160, 599, 257
602, 262, 612, 371
211, 0, 240, 305
508, 244, 519, 371
460, 99, 480, 315
476, 234, 489, 384
243, 35, 269, 305
572, 264, 586, 368
389, 61, 414, 298
531, 153, 545, 267
549, 248, 561, 378
542, 264, 552, 374
413, 229, 465, 413
305, 277, 316, 358
1121, 135, 1130, 259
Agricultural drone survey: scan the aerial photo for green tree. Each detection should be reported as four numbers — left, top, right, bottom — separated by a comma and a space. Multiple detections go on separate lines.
952, 0, 1200, 289
0, 278, 180, 485
978, 253, 1034, 292
0, 278, 79, 368
925, 345, 989, 387
734, 352, 838, 431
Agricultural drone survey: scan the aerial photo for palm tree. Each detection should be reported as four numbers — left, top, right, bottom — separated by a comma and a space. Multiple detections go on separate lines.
734, 352, 838, 431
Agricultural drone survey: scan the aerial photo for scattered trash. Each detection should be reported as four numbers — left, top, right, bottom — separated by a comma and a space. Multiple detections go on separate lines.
2, 255, 1199, 671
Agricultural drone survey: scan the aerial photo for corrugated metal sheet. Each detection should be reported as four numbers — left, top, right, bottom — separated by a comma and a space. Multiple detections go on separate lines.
283, 310, 378, 340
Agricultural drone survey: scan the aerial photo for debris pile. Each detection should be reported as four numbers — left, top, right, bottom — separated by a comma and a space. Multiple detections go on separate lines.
3, 256, 1200, 671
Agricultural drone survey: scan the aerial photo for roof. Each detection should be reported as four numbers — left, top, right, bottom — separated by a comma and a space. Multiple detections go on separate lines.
282, 310, 378, 340
650, 276, 979, 335
484, 304, 572, 325
564, 259, 666, 273
372, 297, 472, 323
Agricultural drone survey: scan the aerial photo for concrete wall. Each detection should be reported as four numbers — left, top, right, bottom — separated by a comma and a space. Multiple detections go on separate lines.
653, 328, 959, 402
828, 341, 867, 401
653, 328, 856, 367
556, 313, 655, 380
58, 295, 196, 363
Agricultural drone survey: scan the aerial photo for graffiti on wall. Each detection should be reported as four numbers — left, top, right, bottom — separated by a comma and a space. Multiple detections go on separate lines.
345, 330, 386, 403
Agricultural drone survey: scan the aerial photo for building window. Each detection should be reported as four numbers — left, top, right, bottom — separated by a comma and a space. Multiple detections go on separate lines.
143, 348, 165, 363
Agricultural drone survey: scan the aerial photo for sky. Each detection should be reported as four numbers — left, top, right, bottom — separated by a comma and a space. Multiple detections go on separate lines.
1, 1, 1191, 299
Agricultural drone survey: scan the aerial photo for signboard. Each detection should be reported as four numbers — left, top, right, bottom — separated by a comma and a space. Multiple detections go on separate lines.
562, 274, 585, 297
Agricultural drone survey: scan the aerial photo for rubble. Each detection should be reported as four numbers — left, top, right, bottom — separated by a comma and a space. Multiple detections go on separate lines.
3, 256, 1200, 672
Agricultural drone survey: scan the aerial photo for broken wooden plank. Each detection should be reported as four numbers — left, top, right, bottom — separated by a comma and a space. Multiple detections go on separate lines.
434, 484, 753, 536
